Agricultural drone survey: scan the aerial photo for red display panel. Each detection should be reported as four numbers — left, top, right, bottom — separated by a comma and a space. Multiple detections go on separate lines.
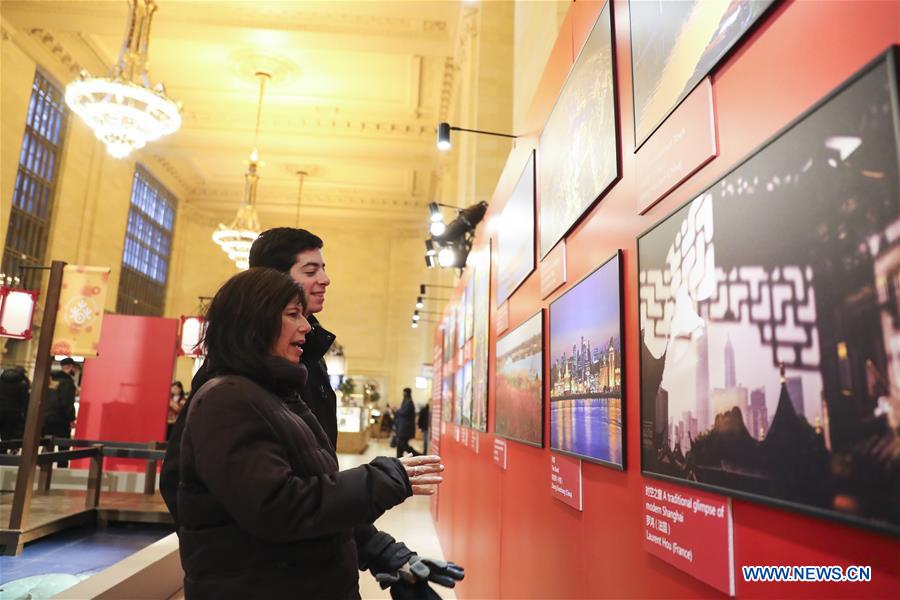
432, 1, 900, 598
74, 314, 178, 472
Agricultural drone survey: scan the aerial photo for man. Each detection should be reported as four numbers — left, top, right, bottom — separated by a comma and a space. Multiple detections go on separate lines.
394, 388, 420, 458
43, 358, 77, 467
161, 228, 462, 597
0, 366, 29, 449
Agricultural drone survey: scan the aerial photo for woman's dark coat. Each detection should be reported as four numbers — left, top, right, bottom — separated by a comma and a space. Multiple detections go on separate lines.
177, 359, 412, 599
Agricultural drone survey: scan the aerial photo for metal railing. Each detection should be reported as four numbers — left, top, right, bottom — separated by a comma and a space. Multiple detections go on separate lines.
1, 437, 168, 534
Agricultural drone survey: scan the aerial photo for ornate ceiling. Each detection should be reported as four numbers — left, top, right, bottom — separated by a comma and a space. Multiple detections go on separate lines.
1, 0, 472, 224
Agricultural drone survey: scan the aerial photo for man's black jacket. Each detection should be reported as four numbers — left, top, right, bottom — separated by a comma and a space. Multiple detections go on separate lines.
160, 316, 390, 568
45, 371, 76, 424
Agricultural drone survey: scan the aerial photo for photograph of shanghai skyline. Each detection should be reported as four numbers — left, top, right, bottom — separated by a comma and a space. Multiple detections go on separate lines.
638, 54, 899, 534
550, 254, 623, 467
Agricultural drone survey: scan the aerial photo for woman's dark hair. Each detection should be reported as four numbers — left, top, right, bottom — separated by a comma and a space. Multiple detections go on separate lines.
171, 381, 185, 399
203, 268, 306, 379
248, 227, 324, 273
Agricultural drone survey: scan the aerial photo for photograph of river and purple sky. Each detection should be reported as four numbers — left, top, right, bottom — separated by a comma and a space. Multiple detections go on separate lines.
550, 253, 624, 468
638, 50, 900, 535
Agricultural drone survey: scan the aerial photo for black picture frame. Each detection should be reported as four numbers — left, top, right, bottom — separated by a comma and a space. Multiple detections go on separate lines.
538, 0, 621, 259
629, 0, 778, 150
471, 241, 491, 432
495, 309, 545, 448
549, 250, 627, 470
637, 46, 900, 537
496, 151, 536, 307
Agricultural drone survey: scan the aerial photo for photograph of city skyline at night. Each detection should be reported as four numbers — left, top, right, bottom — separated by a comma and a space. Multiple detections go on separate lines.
630, 0, 774, 145
539, 1, 617, 258
550, 253, 624, 468
638, 49, 900, 534
496, 311, 543, 446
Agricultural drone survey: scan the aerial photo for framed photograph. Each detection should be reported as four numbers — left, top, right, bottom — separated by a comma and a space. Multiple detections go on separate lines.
461, 360, 474, 428
539, 0, 619, 258
496, 310, 544, 447
630, 0, 775, 147
550, 251, 625, 468
465, 276, 475, 342
497, 152, 536, 305
456, 294, 466, 349
471, 242, 491, 432
453, 367, 464, 426
442, 313, 454, 363
441, 372, 453, 424
638, 47, 900, 536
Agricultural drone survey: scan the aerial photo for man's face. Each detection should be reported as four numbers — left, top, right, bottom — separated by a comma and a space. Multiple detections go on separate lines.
289, 248, 331, 315
62, 364, 76, 376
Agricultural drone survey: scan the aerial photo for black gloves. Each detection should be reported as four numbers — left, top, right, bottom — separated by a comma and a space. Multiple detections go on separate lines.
410, 557, 465, 588
358, 531, 465, 597
376, 555, 465, 589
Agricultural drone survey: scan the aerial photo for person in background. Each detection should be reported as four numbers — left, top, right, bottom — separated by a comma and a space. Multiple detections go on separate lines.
380, 403, 394, 438
0, 366, 30, 449
43, 357, 77, 467
394, 388, 420, 458
418, 402, 430, 455
166, 381, 186, 440
177, 268, 444, 598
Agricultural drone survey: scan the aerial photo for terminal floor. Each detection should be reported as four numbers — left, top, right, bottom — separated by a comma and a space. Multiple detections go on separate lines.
0, 521, 173, 597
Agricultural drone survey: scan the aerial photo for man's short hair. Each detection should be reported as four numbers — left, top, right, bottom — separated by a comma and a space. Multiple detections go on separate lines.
248, 228, 324, 273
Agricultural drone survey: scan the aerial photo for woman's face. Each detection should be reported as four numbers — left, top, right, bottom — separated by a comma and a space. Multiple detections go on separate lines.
271, 299, 312, 363
170, 384, 180, 396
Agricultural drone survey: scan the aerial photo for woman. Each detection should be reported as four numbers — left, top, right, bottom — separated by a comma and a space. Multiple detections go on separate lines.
178, 268, 443, 599
166, 381, 186, 440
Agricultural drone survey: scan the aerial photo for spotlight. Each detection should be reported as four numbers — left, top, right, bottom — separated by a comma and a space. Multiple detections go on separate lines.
425, 239, 436, 256
425, 254, 436, 268
429, 220, 446, 236
413, 311, 421, 321
412, 321, 419, 329
437, 122, 451, 150
428, 202, 443, 222
432, 201, 488, 244
416, 297, 424, 309
437, 246, 456, 267
419, 284, 427, 294
436, 121, 516, 152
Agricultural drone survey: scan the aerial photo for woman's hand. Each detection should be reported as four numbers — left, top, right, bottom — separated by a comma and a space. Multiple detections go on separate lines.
399, 454, 444, 495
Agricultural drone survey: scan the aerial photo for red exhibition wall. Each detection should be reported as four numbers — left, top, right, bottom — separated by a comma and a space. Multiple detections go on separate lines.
74, 314, 178, 472
432, 1, 900, 598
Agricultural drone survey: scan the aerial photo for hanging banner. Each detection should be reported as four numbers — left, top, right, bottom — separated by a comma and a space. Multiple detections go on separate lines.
50, 266, 111, 357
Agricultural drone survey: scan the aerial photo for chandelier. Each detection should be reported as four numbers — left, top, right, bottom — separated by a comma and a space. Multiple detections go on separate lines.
212, 72, 271, 270
64, 0, 181, 159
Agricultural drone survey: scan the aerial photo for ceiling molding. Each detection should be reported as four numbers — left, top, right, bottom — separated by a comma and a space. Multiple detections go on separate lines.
26, 28, 82, 75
